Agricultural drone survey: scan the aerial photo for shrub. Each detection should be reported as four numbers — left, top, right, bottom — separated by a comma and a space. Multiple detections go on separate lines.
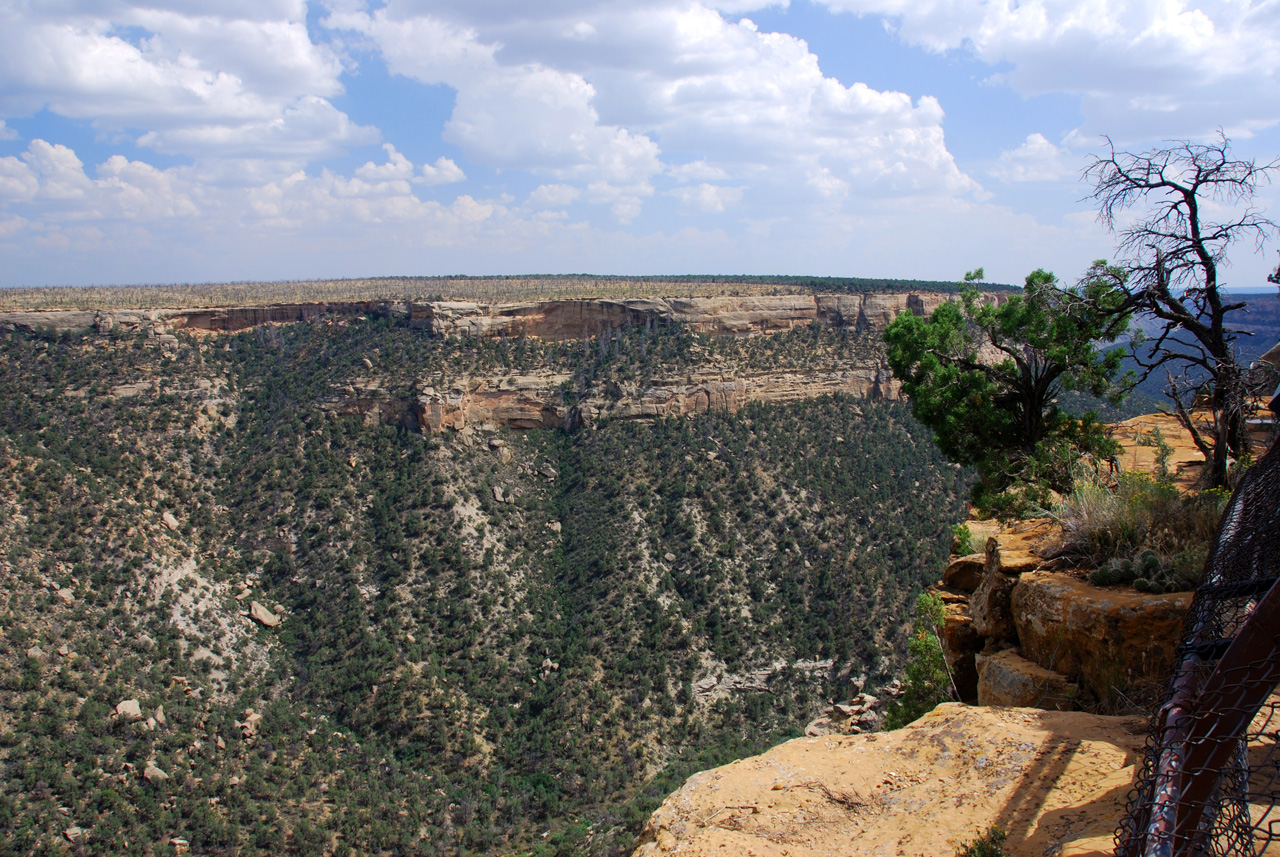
1056, 471, 1227, 593
955, 825, 1008, 857
884, 593, 952, 730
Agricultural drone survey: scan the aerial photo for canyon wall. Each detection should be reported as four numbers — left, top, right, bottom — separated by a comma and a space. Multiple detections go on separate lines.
318, 364, 901, 433
0, 292, 963, 338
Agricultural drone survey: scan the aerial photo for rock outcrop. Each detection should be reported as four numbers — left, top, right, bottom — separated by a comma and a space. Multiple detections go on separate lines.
632, 703, 1146, 857
387, 364, 902, 433
937, 523, 1191, 710
976, 650, 1081, 711
1012, 572, 1190, 702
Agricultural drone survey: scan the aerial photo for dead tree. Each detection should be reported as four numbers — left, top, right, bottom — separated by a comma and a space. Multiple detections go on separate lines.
1085, 134, 1278, 487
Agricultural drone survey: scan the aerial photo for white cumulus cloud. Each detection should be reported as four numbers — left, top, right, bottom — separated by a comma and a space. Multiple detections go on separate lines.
810, 0, 1280, 140
990, 133, 1075, 183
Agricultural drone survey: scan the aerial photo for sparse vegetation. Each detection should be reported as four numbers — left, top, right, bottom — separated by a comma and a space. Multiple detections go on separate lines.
954, 825, 1008, 857
1055, 471, 1228, 593
0, 274, 996, 312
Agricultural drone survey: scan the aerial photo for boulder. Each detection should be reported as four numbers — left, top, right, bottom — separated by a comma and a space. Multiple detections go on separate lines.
977, 649, 1081, 711
116, 699, 143, 720
1012, 572, 1191, 704
24, 646, 46, 662
55, 588, 74, 604
941, 554, 984, 592
143, 763, 170, 782
249, 601, 280, 628
969, 565, 1019, 641
492, 485, 505, 503
161, 511, 180, 531
64, 827, 84, 843
238, 709, 263, 738
154, 705, 166, 726
496, 446, 512, 464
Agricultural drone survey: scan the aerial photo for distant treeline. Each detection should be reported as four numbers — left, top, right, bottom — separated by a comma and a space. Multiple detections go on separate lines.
0, 273, 1017, 311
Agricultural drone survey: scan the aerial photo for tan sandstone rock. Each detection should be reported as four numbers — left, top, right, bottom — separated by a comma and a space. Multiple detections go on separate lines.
631, 703, 1145, 857
977, 649, 1081, 711
115, 699, 143, 720
1012, 572, 1191, 703
249, 601, 280, 628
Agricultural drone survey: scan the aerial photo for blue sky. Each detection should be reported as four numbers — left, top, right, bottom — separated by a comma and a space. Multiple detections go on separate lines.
1, 0, 1278, 288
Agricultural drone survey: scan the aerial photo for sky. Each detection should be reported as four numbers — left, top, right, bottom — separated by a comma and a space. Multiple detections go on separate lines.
1, 0, 1279, 288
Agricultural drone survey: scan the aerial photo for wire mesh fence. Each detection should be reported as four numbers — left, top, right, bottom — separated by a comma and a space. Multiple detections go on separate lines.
1116, 434, 1280, 857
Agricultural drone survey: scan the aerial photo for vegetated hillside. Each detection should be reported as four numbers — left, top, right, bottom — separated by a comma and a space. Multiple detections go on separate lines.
0, 319, 969, 856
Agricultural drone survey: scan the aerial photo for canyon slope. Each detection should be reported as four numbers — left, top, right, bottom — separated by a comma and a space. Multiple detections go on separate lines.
0, 296, 972, 856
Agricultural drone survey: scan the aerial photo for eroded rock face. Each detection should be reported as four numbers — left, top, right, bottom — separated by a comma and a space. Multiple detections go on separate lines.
977, 649, 1081, 711
1012, 572, 1191, 703
940, 599, 982, 702
336, 366, 903, 433
414, 294, 954, 340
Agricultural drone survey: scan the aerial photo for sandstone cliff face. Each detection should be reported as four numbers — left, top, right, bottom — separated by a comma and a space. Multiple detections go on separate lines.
937, 526, 1190, 710
411, 293, 957, 339
318, 363, 901, 433
7, 291, 967, 431
0, 292, 963, 338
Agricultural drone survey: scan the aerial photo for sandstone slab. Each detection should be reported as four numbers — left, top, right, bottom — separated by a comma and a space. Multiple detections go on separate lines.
977, 649, 1081, 711
942, 554, 985, 592
1012, 572, 1190, 704
632, 703, 1145, 857
115, 699, 142, 720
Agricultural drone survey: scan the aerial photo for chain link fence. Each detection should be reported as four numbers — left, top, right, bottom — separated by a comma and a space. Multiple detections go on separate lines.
1116, 435, 1280, 857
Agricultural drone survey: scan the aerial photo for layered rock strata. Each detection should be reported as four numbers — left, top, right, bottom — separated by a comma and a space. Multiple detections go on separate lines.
0, 292, 963, 338
318, 364, 903, 432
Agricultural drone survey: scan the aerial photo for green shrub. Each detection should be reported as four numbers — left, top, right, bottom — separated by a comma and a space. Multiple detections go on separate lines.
955, 825, 1008, 857
951, 523, 974, 556
884, 593, 952, 730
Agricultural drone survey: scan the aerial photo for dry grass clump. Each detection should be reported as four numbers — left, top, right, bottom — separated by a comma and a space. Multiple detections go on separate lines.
1054, 471, 1228, 593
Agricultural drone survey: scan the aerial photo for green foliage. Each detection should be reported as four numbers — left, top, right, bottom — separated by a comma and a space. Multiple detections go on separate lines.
951, 523, 974, 556
885, 266, 1131, 514
883, 593, 951, 730
955, 825, 1008, 857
